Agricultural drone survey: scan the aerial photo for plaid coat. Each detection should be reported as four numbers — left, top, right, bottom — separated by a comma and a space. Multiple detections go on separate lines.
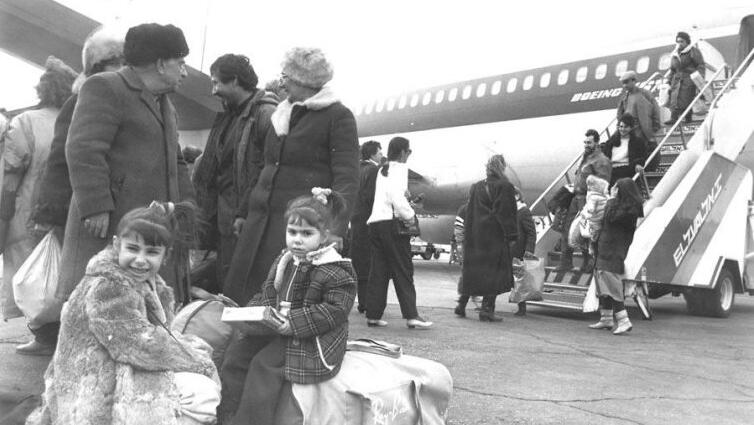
248, 247, 356, 384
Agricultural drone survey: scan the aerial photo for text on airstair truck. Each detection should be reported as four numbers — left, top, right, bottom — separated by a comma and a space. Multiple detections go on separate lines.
673, 174, 723, 267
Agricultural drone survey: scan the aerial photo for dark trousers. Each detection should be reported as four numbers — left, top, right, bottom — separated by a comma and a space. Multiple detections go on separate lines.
560, 195, 586, 259
30, 321, 60, 346
217, 232, 238, 289
229, 336, 287, 425
349, 219, 372, 310
599, 296, 625, 313
365, 221, 418, 320
610, 165, 635, 188
218, 333, 274, 424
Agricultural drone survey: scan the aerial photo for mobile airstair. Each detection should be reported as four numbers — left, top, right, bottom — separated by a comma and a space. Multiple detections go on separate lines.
527, 43, 754, 319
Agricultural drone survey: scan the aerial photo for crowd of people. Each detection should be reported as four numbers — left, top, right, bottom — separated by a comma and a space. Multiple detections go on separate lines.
0, 22, 707, 424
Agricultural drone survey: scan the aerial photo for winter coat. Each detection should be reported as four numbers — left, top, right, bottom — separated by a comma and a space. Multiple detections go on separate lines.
31, 95, 77, 227
667, 45, 705, 112
601, 132, 648, 172
223, 87, 359, 304
0, 107, 59, 320
595, 199, 642, 273
248, 246, 356, 384
27, 247, 215, 425
193, 90, 278, 244
582, 189, 608, 239
461, 175, 518, 296
512, 201, 536, 260
59, 67, 195, 304
616, 87, 661, 142
349, 160, 380, 282
573, 150, 611, 195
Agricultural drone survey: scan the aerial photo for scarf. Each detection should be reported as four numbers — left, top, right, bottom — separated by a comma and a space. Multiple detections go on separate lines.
671, 43, 694, 60
271, 86, 339, 136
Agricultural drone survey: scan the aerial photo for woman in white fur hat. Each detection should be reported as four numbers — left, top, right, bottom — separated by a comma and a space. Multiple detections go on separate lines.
218, 47, 359, 423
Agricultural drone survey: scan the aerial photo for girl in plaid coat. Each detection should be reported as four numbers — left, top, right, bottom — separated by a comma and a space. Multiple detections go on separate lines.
220, 188, 356, 425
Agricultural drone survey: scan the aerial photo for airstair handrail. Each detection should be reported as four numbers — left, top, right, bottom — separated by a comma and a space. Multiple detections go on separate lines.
530, 71, 663, 218
710, 47, 754, 110
632, 65, 727, 192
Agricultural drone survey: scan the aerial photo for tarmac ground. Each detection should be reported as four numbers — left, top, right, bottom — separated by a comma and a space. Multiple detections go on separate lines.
2, 256, 754, 424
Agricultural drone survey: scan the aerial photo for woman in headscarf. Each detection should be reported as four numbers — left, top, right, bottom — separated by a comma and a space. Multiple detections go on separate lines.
665, 31, 705, 124
457, 154, 518, 322
0, 57, 76, 329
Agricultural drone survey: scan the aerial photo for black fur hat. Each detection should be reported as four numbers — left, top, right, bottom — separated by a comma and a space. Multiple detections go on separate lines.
124, 23, 189, 66
676, 31, 691, 44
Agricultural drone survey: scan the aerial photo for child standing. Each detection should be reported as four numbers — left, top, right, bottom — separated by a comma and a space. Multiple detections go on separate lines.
28, 202, 219, 425
512, 187, 537, 316
220, 188, 357, 425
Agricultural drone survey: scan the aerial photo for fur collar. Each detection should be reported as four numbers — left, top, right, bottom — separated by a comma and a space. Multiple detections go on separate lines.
272, 244, 348, 291
672, 43, 694, 59
271, 86, 339, 136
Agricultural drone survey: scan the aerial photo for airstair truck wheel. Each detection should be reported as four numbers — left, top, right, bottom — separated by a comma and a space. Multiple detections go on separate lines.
707, 267, 736, 318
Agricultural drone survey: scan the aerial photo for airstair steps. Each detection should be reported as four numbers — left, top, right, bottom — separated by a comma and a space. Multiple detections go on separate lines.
527, 268, 591, 310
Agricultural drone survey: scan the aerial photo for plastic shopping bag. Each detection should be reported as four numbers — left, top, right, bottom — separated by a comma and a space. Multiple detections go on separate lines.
12, 231, 62, 326
582, 277, 599, 313
509, 256, 544, 303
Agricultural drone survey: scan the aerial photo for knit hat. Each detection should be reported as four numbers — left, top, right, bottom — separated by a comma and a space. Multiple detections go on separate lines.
281, 47, 333, 89
82, 26, 125, 76
124, 23, 189, 66
676, 31, 691, 44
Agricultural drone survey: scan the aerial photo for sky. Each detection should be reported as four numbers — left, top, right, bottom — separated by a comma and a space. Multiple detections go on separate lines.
2, 0, 753, 111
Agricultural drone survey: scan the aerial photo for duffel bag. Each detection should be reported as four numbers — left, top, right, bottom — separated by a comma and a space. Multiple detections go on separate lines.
171, 299, 235, 369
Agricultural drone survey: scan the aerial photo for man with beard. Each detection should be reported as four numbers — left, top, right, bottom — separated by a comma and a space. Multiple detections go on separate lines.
193, 54, 278, 287
555, 129, 611, 272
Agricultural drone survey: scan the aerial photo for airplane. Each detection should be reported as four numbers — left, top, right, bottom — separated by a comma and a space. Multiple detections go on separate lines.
2, 0, 752, 245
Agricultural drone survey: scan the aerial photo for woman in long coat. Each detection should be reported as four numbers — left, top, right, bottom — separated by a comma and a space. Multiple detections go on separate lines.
459, 154, 518, 322
666, 31, 705, 124
59, 25, 195, 305
222, 47, 359, 305
0, 57, 76, 322
591, 178, 644, 335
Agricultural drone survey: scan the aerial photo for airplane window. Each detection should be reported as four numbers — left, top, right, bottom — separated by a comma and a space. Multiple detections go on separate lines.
410, 93, 419, 107
576, 66, 588, 82
491, 80, 502, 95
507, 78, 518, 93
540, 72, 551, 88
435, 90, 445, 103
462, 85, 472, 99
637, 56, 650, 73
523, 75, 533, 90
387, 97, 396, 111
422, 92, 432, 106
448, 87, 458, 101
659, 53, 672, 70
364, 101, 374, 114
558, 69, 569, 85
595, 64, 607, 80
476, 83, 487, 97
376, 98, 385, 112
615, 60, 628, 77
398, 94, 407, 109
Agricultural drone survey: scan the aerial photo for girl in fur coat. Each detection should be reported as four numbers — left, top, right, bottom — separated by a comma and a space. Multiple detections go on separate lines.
28, 202, 218, 425
219, 188, 356, 425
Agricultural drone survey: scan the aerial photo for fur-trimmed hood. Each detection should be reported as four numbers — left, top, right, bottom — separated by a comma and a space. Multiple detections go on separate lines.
273, 244, 349, 291
271, 86, 340, 136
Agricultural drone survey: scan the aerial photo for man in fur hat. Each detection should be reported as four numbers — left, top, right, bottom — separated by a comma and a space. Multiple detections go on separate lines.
192, 54, 278, 287
59, 23, 195, 307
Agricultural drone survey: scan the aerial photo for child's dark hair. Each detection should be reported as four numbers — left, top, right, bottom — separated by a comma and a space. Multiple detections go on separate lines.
284, 189, 347, 233
116, 201, 199, 255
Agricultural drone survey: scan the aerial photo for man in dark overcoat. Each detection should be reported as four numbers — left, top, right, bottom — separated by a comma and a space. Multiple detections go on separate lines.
349, 140, 383, 313
59, 23, 195, 304
192, 54, 278, 287
222, 47, 359, 305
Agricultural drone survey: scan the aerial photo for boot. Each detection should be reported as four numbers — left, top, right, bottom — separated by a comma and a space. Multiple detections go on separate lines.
588, 309, 614, 330
454, 295, 469, 318
478, 297, 502, 322
613, 309, 633, 335
15, 340, 55, 356
514, 301, 526, 316
579, 251, 594, 273
555, 247, 574, 272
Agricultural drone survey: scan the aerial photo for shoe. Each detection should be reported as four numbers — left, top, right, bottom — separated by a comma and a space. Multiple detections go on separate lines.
589, 309, 615, 330
406, 316, 433, 329
613, 310, 633, 335
357, 305, 366, 314
514, 302, 526, 316
366, 319, 388, 327
479, 310, 503, 322
15, 340, 55, 356
453, 304, 466, 317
